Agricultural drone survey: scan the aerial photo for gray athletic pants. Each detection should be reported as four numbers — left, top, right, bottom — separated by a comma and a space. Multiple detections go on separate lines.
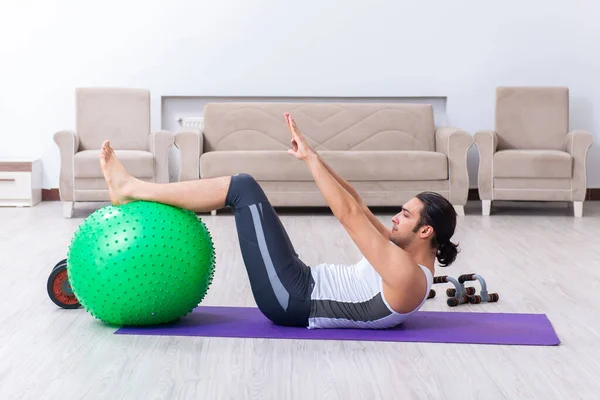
225, 173, 314, 327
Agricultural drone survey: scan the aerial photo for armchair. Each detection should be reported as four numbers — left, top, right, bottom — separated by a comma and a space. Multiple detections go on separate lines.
54, 88, 174, 218
474, 87, 593, 217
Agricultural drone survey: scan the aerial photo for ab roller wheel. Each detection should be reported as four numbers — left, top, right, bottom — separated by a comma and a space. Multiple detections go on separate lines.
47, 258, 81, 309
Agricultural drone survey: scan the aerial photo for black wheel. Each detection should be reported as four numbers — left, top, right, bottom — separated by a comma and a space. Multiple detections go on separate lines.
52, 258, 67, 271
47, 264, 80, 309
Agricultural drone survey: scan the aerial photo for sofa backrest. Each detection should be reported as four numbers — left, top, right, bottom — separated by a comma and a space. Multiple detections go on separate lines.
76, 88, 150, 151
202, 102, 436, 152
495, 86, 569, 151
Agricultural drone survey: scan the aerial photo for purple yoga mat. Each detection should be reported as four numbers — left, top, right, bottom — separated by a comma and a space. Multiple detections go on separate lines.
114, 306, 560, 346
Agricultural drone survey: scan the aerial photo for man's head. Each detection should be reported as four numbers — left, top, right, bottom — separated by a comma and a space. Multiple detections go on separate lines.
389, 192, 459, 267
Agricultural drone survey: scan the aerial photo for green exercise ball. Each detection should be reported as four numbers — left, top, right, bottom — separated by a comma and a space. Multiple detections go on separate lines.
66, 201, 215, 326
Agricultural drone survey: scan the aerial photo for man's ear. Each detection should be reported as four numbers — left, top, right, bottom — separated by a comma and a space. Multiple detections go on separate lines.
419, 225, 434, 239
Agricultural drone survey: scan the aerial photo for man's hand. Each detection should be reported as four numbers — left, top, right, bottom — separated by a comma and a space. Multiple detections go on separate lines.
285, 112, 316, 161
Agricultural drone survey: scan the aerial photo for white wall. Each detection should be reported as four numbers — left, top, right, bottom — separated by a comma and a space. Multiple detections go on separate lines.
1, 0, 598, 189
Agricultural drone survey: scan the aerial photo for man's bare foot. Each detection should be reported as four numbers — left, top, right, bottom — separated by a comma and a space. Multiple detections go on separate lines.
100, 140, 135, 205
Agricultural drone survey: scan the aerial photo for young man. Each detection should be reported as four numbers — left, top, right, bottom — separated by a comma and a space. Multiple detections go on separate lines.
99, 113, 459, 329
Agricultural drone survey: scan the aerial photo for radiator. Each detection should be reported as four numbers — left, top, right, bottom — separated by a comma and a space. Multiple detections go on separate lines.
177, 117, 204, 132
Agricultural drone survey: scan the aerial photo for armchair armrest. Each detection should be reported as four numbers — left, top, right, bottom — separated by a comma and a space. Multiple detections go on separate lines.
435, 127, 473, 206
473, 130, 498, 200
149, 130, 174, 183
566, 130, 593, 201
175, 130, 202, 181
53, 130, 79, 201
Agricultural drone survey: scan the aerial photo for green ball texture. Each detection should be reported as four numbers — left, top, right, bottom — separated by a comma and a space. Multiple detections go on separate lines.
66, 201, 215, 326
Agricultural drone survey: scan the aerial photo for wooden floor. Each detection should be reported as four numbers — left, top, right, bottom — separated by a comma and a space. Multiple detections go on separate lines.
1, 200, 600, 400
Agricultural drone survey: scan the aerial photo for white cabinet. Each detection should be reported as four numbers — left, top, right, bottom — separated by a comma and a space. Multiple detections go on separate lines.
0, 159, 42, 207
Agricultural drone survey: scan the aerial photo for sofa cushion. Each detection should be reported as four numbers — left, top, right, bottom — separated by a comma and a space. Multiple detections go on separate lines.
202, 102, 436, 152
200, 150, 448, 181
493, 150, 572, 178
74, 150, 154, 178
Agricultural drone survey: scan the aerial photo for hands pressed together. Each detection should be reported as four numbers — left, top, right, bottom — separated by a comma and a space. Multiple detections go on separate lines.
284, 112, 317, 162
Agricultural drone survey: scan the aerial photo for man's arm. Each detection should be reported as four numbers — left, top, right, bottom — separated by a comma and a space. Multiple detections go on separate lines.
305, 153, 414, 286
317, 154, 392, 240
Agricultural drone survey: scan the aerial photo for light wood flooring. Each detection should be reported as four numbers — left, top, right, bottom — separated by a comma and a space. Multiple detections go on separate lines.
1, 200, 600, 400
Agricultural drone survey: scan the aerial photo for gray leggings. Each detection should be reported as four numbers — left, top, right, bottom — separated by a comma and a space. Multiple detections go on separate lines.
225, 173, 314, 327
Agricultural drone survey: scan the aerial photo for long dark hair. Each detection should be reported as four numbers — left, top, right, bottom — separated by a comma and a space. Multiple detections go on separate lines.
414, 192, 459, 267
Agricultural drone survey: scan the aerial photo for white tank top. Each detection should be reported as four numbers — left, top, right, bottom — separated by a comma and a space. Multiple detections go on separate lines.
308, 257, 433, 329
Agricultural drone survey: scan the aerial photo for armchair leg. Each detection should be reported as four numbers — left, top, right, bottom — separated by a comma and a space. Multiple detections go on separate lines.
63, 202, 74, 219
573, 201, 583, 217
453, 205, 465, 216
482, 200, 491, 216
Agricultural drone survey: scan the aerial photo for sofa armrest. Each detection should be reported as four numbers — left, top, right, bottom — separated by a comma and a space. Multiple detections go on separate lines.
566, 130, 593, 201
473, 130, 498, 200
53, 130, 79, 202
149, 130, 174, 183
435, 127, 473, 206
175, 130, 202, 181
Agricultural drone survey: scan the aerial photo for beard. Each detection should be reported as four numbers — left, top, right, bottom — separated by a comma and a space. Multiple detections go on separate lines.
391, 232, 415, 250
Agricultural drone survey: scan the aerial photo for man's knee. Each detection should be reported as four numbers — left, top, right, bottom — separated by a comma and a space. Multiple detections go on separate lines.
234, 173, 258, 187
225, 173, 268, 209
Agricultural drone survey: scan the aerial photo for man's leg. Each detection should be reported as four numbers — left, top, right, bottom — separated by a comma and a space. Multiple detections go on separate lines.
226, 173, 313, 327
100, 140, 230, 212
101, 141, 312, 326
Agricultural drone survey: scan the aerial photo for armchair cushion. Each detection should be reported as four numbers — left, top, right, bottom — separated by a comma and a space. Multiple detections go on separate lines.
493, 150, 572, 179
74, 150, 154, 178
200, 150, 448, 181
76, 88, 151, 151
495, 86, 569, 151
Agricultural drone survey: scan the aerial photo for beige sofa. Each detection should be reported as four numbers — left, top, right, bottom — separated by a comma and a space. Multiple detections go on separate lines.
54, 88, 174, 218
474, 87, 593, 217
176, 102, 473, 215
